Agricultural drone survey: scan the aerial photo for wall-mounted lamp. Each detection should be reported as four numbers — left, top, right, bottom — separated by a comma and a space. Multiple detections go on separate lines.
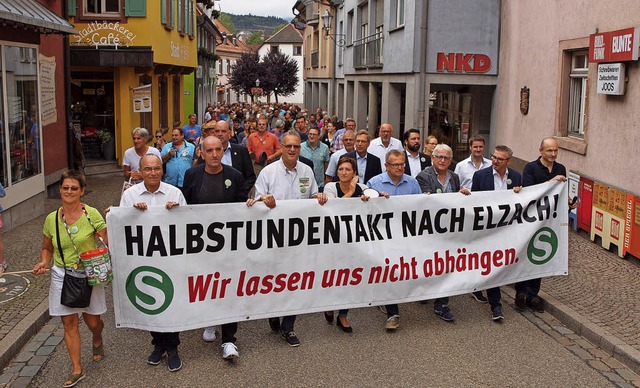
321, 10, 346, 47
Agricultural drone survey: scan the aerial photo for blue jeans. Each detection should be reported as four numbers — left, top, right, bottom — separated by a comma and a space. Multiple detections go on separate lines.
515, 278, 541, 299
486, 287, 502, 309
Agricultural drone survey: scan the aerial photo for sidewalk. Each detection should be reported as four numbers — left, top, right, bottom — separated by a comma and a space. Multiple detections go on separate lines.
1, 171, 640, 376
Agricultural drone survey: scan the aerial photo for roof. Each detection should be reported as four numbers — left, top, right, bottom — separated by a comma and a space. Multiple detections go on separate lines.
215, 19, 252, 55
264, 24, 303, 44
0, 0, 76, 35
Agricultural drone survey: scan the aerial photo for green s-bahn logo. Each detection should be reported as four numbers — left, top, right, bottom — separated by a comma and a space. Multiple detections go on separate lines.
527, 227, 558, 265
126, 266, 174, 315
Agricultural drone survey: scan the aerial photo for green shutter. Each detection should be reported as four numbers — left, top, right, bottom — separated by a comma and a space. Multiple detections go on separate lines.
67, 0, 76, 16
161, 0, 166, 24
125, 0, 146, 17
188, 0, 194, 36
170, 0, 175, 28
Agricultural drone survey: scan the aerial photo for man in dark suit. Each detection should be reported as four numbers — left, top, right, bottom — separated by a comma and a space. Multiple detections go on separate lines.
342, 129, 382, 184
182, 136, 247, 360
403, 128, 431, 177
213, 120, 256, 195
471, 144, 522, 323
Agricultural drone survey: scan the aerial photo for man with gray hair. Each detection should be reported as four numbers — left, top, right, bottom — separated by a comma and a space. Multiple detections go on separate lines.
416, 144, 470, 322
123, 127, 161, 184
368, 123, 404, 170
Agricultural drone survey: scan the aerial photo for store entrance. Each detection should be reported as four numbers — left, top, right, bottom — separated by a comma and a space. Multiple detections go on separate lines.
70, 77, 116, 161
427, 85, 494, 163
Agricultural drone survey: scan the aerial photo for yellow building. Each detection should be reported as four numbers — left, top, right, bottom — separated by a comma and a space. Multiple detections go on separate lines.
67, 0, 197, 164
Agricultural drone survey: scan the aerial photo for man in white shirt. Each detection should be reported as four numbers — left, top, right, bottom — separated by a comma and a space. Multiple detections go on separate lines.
324, 129, 355, 184
246, 130, 328, 347
454, 135, 492, 190
119, 154, 186, 372
368, 123, 403, 170
403, 128, 431, 178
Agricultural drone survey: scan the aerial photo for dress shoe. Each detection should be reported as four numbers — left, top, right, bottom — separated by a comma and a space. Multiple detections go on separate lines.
324, 311, 334, 324
336, 316, 353, 333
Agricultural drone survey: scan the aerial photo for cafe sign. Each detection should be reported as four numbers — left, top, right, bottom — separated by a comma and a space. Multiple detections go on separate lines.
73, 21, 137, 49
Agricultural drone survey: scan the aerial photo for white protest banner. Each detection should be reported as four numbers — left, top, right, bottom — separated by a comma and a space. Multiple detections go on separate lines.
107, 182, 568, 332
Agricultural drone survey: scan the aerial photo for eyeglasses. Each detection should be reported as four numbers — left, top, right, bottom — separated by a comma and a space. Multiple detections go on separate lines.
386, 163, 405, 169
155, 135, 162, 138
61, 186, 80, 192
282, 144, 301, 150
433, 155, 452, 161
491, 155, 510, 162
141, 166, 163, 173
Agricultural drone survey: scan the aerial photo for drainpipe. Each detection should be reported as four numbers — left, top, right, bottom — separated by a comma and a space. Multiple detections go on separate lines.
417, 0, 429, 134
64, 0, 74, 170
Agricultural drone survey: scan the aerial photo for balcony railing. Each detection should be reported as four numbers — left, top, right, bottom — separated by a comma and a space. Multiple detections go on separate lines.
311, 50, 319, 68
353, 32, 383, 69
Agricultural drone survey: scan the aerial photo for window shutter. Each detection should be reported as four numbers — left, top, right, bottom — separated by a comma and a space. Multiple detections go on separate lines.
161, 0, 166, 24
67, 0, 76, 17
189, 0, 194, 37
170, 0, 175, 28
125, 0, 147, 17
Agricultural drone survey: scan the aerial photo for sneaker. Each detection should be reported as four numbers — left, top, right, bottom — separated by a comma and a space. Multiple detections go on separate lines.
166, 349, 182, 372
202, 326, 217, 342
147, 346, 164, 365
281, 331, 300, 347
378, 305, 387, 314
221, 342, 239, 360
434, 305, 455, 322
526, 296, 545, 313
492, 306, 505, 322
268, 317, 281, 333
515, 292, 526, 311
0, 262, 8, 273
471, 291, 488, 303
384, 315, 400, 331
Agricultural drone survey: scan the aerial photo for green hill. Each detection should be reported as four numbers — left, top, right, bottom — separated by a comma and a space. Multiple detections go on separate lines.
219, 13, 289, 37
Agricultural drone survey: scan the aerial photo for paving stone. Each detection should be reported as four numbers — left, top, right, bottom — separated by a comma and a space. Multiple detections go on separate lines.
556, 337, 573, 346
617, 382, 635, 388
27, 355, 48, 366
43, 335, 63, 347
35, 346, 56, 356
617, 368, 640, 381
32, 332, 50, 342
11, 351, 34, 363
602, 371, 627, 384
24, 341, 44, 352
574, 338, 596, 349
554, 326, 574, 335
589, 347, 611, 359
9, 376, 32, 388
3, 363, 25, 373
0, 372, 14, 384
588, 359, 611, 372
18, 365, 40, 377
566, 344, 593, 360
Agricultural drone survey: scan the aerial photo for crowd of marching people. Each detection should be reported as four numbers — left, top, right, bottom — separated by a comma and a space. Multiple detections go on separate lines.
32, 100, 574, 387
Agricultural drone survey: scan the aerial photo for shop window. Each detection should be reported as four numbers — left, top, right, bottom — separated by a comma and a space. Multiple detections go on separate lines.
1, 46, 41, 185
568, 51, 588, 137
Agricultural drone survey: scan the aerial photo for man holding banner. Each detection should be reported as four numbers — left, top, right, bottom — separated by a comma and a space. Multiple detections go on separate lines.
119, 154, 187, 372
246, 130, 328, 347
182, 136, 247, 360
471, 145, 522, 322
366, 149, 422, 331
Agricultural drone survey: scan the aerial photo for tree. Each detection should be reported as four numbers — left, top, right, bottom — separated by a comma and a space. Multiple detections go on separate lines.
218, 13, 236, 34
228, 53, 263, 102
260, 50, 298, 103
246, 31, 264, 45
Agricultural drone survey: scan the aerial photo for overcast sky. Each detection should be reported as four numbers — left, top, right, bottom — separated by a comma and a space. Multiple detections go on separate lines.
217, 0, 295, 20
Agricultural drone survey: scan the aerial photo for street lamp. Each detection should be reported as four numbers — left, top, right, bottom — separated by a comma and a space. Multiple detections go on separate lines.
321, 10, 346, 47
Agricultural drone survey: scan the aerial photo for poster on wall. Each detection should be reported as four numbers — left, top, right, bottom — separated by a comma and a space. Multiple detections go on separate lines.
38, 54, 57, 126
132, 84, 152, 113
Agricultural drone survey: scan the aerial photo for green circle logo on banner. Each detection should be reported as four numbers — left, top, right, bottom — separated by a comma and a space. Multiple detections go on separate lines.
125, 266, 174, 315
527, 227, 558, 265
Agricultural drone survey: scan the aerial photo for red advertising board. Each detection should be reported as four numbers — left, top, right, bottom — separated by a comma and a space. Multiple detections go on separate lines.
589, 27, 640, 63
577, 177, 593, 233
625, 194, 640, 259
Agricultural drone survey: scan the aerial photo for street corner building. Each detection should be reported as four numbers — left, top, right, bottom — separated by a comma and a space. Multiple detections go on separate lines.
67, 0, 197, 167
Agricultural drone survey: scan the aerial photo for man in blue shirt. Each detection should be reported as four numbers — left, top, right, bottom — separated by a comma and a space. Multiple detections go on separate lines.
182, 113, 202, 143
367, 149, 421, 331
161, 128, 195, 189
300, 127, 330, 190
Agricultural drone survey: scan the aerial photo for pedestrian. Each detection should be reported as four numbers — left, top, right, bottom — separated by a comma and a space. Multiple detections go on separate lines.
320, 119, 338, 153
122, 127, 161, 184
324, 129, 356, 184
120, 154, 186, 371
247, 117, 281, 167
152, 129, 167, 152
160, 128, 195, 189
423, 135, 438, 156
246, 130, 328, 346
182, 113, 202, 143
300, 127, 330, 191
403, 128, 431, 178
322, 156, 370, 333
366, 149, 422, 331
515, 137, 576, 312
182, 137, 247, 359
343, 130, 382, 185
368, 123, 404, 170
471, 145, 522, 322
294, 114, 309, 142
33, 170, 108, 387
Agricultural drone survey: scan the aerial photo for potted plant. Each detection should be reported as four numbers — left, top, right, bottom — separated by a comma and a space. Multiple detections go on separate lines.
96, 129, 115, 160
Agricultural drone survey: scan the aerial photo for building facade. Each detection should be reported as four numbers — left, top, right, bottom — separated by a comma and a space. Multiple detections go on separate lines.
214, 19, 252, 104
67, 0, 197, 164
0, 0, 75, 230
295, 0, 500, 163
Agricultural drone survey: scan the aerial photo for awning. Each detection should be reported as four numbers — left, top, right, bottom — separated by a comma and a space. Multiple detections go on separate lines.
0, 0, 76, 35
